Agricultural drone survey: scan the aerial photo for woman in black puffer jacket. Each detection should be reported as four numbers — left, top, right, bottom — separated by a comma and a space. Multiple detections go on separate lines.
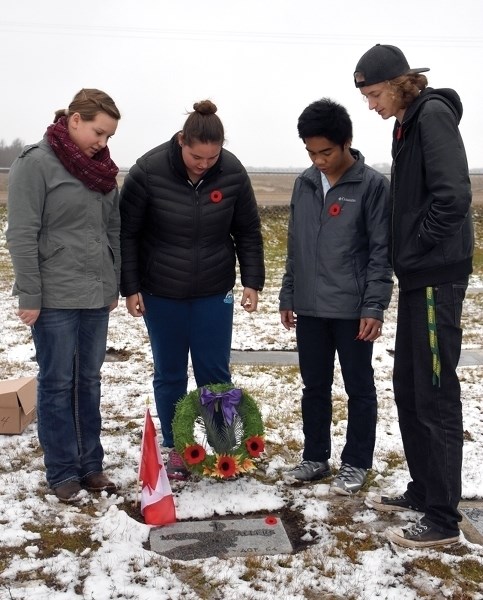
120, 100, 265, 479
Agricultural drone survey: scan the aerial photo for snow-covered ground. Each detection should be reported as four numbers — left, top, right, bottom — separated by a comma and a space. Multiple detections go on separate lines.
1, 208, 482, 599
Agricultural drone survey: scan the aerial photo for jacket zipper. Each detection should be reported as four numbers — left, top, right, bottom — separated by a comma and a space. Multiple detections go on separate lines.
191, 178, 203, 295
391, 128, 405, 272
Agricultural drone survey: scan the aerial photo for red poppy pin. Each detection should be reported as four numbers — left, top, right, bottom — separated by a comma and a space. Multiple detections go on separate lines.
210, 190, 223, 203
328, 202, 341, 217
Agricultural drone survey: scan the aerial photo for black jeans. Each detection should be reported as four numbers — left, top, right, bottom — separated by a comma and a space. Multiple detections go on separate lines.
296, 316, 377, 469
393, 280, 468, 536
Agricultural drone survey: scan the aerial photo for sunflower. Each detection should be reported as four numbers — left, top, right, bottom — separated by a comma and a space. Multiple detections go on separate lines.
212, 454, 240, 478
238, 457, 256, 473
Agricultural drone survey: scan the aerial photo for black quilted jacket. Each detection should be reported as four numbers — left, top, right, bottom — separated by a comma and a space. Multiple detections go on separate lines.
120, 135, 265, 298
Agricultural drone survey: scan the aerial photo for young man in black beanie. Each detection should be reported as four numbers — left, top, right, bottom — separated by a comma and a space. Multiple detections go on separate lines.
279, 98, 392, 495
354, 44, 474, 548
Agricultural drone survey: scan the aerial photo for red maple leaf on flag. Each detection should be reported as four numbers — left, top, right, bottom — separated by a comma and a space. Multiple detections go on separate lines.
138, 408, 176, 526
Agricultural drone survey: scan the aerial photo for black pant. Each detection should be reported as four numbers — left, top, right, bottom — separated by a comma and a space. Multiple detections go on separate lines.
393, 280, 468, 535
296, 316, 377, 469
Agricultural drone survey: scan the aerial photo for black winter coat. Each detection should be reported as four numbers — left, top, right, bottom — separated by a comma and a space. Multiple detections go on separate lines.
120, 135, 265, 298
390, 87, 473, 291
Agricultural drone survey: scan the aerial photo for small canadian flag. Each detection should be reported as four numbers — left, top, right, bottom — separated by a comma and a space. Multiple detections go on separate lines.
138, 408, 176, 526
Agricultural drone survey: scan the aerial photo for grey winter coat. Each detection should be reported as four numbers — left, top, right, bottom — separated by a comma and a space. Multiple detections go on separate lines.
6, 138, 120, 310
279, 150, 393, 321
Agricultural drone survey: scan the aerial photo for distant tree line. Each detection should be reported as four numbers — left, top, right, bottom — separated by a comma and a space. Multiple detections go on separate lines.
0, 139, 25, 168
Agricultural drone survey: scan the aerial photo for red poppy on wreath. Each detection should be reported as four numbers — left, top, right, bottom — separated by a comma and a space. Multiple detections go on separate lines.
210, 189, 223, 203
212, 454, 239, 478
183, 444, 206, 465
328, 202, 341, 216
245, 435, 265, 458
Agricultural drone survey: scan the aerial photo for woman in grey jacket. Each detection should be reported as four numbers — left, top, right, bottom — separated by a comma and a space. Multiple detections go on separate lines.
6, 89, 121, 503
279, 98, 392, 494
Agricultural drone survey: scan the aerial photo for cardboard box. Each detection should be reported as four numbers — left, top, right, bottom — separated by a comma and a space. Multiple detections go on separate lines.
0, 376, 37, 434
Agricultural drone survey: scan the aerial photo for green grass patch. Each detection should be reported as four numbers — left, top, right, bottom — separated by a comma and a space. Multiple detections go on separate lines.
22, 522, 101, 557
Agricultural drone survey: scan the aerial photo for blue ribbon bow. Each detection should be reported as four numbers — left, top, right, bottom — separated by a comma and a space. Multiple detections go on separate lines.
199, 387, 242, 426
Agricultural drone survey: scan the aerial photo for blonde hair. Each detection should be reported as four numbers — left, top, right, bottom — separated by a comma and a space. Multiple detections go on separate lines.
387, 74, 428, 109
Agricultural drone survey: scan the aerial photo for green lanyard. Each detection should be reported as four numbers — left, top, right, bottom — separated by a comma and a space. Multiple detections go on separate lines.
426, 286, 441, 387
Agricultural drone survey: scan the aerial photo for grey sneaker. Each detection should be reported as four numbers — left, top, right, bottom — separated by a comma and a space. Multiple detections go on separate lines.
286, 460, 331, 481
386, 518, 460, 548
330, 463, 367, 495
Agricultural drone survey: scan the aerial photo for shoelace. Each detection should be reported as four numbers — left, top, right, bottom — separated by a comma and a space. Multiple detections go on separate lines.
338, 464, 363, 481
298, 461, 321, 469
405, 521, 429, 536
387, 494, 421, 511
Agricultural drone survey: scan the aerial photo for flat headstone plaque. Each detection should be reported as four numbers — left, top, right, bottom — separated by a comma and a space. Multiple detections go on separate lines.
149, 516, 293, 560
460, 506, 483, 545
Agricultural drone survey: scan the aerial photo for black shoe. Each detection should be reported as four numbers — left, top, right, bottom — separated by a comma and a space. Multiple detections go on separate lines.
365, 492, 423, 513
386, 518, 460, 548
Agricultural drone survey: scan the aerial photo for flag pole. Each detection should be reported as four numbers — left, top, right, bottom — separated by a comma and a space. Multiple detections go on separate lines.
134, 397, 151, 507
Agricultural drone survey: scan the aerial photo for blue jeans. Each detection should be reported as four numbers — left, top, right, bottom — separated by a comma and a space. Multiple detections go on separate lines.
296, 316, 377, 468
394, 280, 467, 536
31, 307, 109, 488
142, 292, 233, 447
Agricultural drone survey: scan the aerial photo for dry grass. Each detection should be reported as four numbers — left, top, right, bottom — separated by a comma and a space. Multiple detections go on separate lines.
1, 172, 483, 205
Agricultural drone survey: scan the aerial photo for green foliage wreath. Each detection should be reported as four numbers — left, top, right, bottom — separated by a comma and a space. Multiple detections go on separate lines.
172, 383, 265, 479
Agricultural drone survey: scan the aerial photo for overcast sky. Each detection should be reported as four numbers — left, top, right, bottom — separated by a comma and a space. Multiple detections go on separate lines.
1, 0, 482, 170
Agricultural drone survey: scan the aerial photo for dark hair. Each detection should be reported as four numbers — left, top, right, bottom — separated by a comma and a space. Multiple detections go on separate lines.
297, 98, 352, 147
182, 100, 225, 145
54, 88, 121, 123
387, 73, 428, 109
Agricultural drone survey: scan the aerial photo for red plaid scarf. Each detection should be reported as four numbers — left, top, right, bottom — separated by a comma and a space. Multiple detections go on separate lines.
46, 116, 119, 194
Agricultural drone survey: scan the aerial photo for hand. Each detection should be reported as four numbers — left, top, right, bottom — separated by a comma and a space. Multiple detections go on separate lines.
356, 317, 383, 342
108, 298, 119, 312
126, 293, 145, 317
280, 310, 296, 330
241, 288, 258, 313
17, 308, 40, 327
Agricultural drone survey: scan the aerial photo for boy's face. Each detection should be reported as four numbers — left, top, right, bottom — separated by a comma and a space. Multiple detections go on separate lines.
358, 81, 403, 121
304, 136, 349, 182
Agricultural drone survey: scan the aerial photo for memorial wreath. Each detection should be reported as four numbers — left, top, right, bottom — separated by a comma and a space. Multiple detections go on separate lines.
172, 383, 265, 479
